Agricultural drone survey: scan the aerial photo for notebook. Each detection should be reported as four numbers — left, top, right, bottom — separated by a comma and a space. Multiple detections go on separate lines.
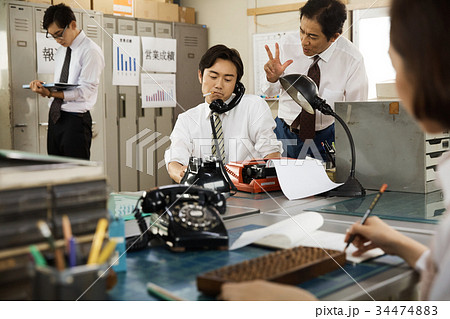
22, 82, 79, 90
230, 211, 384, 263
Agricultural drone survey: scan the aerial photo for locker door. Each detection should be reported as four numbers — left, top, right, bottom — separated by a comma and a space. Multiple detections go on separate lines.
154, 22, 174, 187
103, 16, 120, 191
117, 18, 138, 191
81, 12, 105, 164
174, 23, 208, 121
9, 3, 38, 152
34, 6, 54, 155
136, 20, 156, 190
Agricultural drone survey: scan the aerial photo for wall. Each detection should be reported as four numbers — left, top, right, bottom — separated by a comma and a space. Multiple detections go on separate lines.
180, 0, 250, 87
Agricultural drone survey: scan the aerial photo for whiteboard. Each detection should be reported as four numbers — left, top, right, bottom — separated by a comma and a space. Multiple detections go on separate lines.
252, 30, 297, 99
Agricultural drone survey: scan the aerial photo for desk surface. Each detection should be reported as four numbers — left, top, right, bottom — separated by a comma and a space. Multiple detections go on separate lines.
109, 191, 437, 301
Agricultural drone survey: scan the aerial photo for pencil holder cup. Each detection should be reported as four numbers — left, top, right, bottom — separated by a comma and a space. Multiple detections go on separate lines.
32, 263, 109, 300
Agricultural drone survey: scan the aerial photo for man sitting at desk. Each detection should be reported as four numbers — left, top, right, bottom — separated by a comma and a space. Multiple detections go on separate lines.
165, 44, 282, 183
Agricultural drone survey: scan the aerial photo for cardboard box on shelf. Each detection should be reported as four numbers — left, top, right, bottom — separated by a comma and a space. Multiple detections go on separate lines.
91, 0, 114, 15
134, 1, 178, 22
157, 2, 178, 22
179, 6, 195, 24
53, 0, 91, 10
134, 0, 158, 20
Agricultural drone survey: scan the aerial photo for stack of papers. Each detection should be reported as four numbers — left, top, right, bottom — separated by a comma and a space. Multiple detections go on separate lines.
230, 212, 384, 263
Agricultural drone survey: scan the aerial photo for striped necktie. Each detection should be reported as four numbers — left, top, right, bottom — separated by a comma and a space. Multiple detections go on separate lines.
50, 47, 71, 124
211, 112, 226, 162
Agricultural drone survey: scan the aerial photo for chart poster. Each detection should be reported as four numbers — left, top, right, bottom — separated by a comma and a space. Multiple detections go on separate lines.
141, 73, 176, 108
113, 34, 140, 86
36, 32, 59, 74
141, 37, 177, 72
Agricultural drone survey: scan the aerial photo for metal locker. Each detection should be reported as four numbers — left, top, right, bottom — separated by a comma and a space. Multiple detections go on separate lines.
155, 22, 172, 39
103, 16, 120, 191
117, 17, 139, 192
34, 5, 53, 155
151, 21, 174, 187
80, 11, 105, 164
174, 23, 208, 121
0, 1, 11, 149
136, 20, 157, 191
9, 3, 38, 152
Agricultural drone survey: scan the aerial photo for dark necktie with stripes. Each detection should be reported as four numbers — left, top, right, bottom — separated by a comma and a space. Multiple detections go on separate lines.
50, 47, 71, 124
211, 112, 225, 162
298, 55, 320, 141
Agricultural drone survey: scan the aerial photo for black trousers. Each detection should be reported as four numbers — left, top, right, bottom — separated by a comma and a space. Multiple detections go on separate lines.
47, 111, 92, 160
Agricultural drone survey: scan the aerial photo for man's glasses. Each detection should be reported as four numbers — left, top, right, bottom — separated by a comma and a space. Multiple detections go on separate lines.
46, 25, 68, 39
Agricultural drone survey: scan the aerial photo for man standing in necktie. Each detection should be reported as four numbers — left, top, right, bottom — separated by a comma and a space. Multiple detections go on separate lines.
262, 0, 368, 161
29, 4, 104, 160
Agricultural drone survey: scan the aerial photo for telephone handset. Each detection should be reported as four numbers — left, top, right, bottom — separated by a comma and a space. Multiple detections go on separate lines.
137, 184, 228, 252
209, 81, 245, 114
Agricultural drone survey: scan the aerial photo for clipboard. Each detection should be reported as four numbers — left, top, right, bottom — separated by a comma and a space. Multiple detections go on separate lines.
22, 83, 79, 91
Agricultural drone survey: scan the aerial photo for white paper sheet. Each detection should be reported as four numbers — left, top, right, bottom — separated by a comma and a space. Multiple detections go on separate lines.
298, 230, 385, 263
141, 37, 177, 72
229, 212, 323, 250
230, 211, 385, 263
269, 158, 342, 200
141, 73, 176, 107
36, 33, 59, 74
113, 34, 140, 86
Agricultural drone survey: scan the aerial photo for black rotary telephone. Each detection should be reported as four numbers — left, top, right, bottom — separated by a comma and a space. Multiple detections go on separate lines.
128, 185, 229, 252
180, 156, 237, 197
209, 81, 245, 114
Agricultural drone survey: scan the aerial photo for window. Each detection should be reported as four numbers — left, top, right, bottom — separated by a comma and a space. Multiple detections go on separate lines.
353, 7, 395, 99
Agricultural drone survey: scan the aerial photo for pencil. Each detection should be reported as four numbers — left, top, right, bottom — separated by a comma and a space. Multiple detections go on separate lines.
62, 215, 72, 253
147, 282, 184, 301
97, 239, 117, 264
36, 220, 55, 251
87, 218, 108, 265
344, 184, 388, 251
29, 245, 47, 267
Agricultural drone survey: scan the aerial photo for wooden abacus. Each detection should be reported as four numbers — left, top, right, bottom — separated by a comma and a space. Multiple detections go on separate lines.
197, 246, 346, 296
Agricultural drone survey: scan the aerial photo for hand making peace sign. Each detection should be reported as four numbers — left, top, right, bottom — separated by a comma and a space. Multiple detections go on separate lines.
263, 43, 294, 83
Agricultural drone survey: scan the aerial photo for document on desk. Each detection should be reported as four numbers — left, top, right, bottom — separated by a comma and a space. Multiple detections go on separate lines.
229, 211, 384, 263
268, 158, 342, 200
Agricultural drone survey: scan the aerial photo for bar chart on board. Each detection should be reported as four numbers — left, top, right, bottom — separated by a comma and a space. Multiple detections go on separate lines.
141, 73, 176, 107
113, 34, 140, 86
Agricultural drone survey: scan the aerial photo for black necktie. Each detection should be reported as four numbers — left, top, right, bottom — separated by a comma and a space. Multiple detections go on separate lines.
298, 55, 320, 141
50, 47, 71, 124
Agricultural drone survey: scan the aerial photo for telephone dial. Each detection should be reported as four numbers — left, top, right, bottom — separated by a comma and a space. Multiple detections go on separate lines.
128, 184, 229, 252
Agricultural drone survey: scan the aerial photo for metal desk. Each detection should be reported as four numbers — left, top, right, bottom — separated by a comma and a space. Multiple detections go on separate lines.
109, 191, 440, 301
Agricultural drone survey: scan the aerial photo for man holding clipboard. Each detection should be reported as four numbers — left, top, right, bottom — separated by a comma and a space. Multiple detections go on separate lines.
29, 4, 104, 160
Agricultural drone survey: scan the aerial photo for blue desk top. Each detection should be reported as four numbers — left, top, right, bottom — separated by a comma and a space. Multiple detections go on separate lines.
108, 225, 404, 301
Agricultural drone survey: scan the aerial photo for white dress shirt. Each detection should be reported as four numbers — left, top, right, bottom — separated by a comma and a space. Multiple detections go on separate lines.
51, 30, 105, 113
262, 32, 368, 130
165, 94, 283, 167
414, 151, 450, 300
